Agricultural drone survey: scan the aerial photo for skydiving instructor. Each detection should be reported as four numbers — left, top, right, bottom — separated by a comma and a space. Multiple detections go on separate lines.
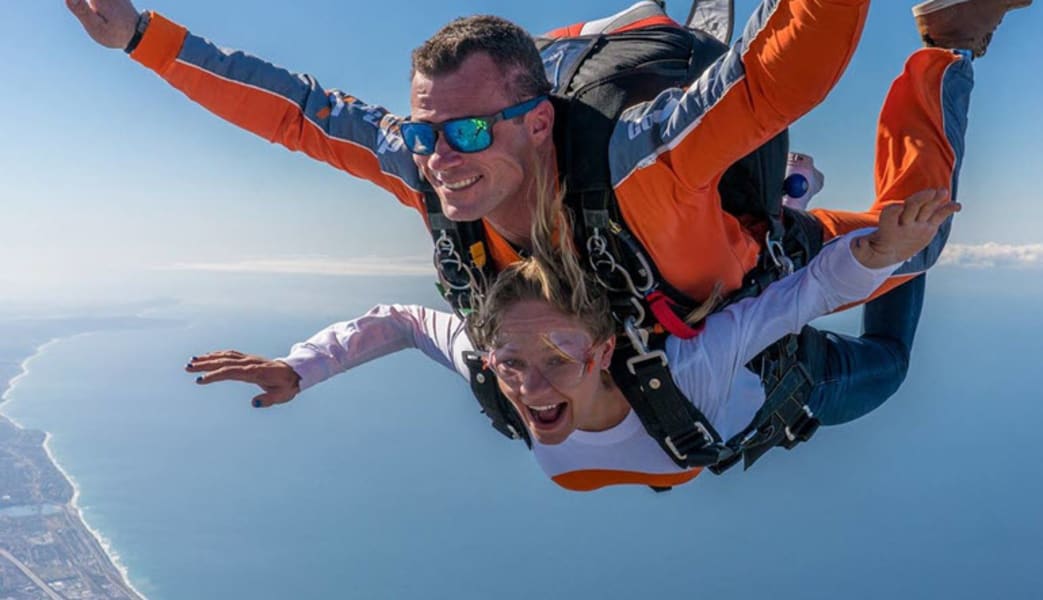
66, 0, 904, 307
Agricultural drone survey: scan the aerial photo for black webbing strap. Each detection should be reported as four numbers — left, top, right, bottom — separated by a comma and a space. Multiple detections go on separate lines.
719, 207, 825, 310
571, 188, 699, 333
614, 329, 729, 469
709, 329, 820, 474
463, 352, 532, 448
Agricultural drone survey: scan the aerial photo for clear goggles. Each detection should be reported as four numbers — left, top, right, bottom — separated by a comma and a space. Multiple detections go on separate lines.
481, 330, 599, 390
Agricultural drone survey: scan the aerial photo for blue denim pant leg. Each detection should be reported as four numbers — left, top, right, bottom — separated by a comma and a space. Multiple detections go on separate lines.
805, 274, 926, 426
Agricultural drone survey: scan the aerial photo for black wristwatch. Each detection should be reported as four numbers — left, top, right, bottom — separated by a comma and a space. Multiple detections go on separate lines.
124, 11, 151, 54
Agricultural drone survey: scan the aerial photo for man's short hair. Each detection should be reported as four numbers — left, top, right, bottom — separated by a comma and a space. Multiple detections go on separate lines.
411, 15, 552, 101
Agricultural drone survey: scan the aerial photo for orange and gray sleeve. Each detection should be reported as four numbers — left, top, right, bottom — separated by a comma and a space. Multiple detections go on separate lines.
611, 0, 870, 192
128, 12, 425, 209
811, 47, 973, 303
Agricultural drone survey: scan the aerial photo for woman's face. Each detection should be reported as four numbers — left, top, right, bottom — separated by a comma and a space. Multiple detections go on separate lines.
489, 299, 615, 445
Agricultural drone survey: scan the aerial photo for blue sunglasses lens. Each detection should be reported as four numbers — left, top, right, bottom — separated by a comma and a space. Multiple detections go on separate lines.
783, 173, 810, 199
400, 123, 437, 155
444, 118, 493, 153
399, 96, 544, 156
400, 118, 492, 155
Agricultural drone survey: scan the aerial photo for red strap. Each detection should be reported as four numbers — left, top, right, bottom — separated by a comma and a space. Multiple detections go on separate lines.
647, 291, 704, 340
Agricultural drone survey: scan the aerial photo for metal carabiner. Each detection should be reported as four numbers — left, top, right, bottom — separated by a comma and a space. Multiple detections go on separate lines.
623, 316, 650, 354
765, 232, 794, 275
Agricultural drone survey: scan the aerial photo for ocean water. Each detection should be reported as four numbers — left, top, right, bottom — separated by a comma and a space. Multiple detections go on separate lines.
2, 269, 1041, 599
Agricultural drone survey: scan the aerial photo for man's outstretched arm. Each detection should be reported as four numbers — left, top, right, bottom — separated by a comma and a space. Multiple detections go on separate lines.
67, 0, 426, 206
614, 0, 870, 192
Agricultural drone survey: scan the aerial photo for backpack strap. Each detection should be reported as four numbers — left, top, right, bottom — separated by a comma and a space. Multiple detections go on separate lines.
463, 351, 532, 448
547, 23, 800, 339
548, 25, 731, 338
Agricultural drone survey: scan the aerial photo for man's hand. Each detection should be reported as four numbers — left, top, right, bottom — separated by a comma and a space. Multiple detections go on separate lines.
186, 351, 302, 408
851, 189, 961, 270
67, 0, 140, 50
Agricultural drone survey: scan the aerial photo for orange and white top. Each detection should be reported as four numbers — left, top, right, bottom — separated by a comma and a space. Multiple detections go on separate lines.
281, 230, 896, 491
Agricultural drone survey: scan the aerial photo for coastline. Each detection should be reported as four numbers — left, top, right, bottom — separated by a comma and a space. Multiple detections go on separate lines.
1, 335, 148, 600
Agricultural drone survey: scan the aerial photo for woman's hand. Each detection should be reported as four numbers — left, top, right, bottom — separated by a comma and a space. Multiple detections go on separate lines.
186, 351, 302, 408
851, 189, 961, 270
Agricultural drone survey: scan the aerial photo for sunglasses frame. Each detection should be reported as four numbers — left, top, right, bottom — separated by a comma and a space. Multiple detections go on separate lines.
399, 95, 548, 156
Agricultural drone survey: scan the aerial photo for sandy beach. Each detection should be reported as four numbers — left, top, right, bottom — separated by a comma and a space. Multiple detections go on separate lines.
1, 334, 146, 600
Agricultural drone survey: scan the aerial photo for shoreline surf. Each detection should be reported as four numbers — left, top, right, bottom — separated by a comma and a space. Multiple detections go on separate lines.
1, 335, 148, 600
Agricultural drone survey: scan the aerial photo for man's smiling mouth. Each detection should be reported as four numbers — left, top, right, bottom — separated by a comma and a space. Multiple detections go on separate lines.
437, 174, 482, 191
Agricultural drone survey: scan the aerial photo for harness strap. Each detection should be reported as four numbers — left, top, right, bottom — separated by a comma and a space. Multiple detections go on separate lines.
463, 351, 532, 448
719, 207, 825, 310
709, 328, 820, 474
574, 189, 708, 338
615, 320, 730, 468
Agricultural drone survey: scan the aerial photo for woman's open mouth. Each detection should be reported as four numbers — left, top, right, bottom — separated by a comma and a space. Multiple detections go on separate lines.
527, 402, 568, 429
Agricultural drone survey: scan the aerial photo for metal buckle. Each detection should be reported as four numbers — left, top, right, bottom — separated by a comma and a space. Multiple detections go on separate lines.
623, 316, 667, 374
664, 422, 715, 462
784, 405, 816, 443
627, 351, 668, 376
506, 424, 522, 440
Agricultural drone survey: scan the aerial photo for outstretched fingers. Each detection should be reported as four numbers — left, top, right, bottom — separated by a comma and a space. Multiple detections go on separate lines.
853, 189, 960, 270
66, 0, 140, 49
923, 192, 961, 227
193, 364, 264, 385
67, 0, 104, 28
185, 352, 263, 373
185, 351, 301, 408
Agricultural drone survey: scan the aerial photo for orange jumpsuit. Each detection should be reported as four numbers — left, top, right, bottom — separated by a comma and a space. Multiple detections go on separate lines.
129, 2, 962, 304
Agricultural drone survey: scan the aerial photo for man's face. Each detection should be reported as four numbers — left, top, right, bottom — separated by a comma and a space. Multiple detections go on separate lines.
409, 52, 551, 223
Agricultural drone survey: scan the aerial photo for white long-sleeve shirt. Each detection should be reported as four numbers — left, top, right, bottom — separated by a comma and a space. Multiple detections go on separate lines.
281, 231, 898, 491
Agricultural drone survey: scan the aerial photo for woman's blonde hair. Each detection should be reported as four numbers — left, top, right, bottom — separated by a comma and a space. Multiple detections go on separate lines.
467, 163, 722, 349
467, 167, 613, 350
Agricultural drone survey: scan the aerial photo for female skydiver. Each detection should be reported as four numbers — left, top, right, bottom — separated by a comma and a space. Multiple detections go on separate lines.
185, 184, 955, 492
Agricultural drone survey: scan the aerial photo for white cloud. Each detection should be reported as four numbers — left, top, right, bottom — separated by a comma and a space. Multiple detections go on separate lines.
938, 243, 1043, 269
163, 244, 1043, 277
165, 255, 434, 276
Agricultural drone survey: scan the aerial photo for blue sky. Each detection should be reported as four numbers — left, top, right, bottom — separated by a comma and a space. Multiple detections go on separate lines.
2, 0, 1040, 300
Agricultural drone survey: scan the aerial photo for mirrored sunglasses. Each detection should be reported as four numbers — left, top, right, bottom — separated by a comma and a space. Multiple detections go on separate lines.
398, 95, 547, 155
